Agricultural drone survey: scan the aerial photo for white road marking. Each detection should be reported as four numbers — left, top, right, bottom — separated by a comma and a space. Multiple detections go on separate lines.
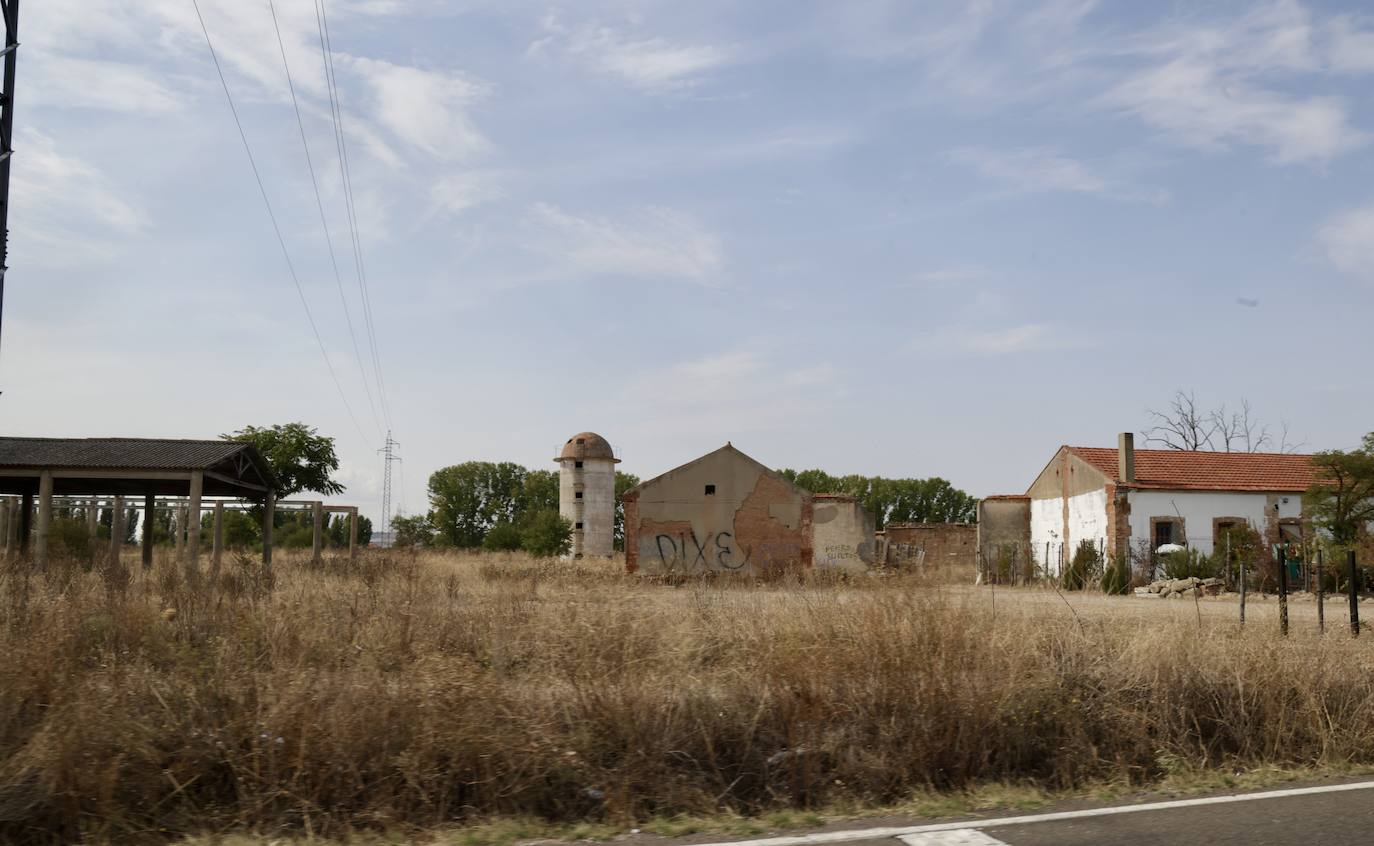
899, 830, 1009, 845
686, 779, 1374, 846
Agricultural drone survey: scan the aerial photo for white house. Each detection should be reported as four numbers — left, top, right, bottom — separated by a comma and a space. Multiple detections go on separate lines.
1022, 434, 1315, 573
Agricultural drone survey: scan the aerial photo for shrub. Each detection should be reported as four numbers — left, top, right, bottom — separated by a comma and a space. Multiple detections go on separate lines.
1160, 548, 1215, 580
483, 521, 523, 552
520, 509, 572, 558
1063, 540, 1100, 591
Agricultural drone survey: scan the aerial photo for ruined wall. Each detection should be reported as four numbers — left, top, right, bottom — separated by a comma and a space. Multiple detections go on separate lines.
882, 523, 977, 568
625, 447, 811, 576
811, 495, 876, 574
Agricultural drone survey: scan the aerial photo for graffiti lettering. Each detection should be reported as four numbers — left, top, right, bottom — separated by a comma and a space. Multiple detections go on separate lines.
715, 531, 747, 570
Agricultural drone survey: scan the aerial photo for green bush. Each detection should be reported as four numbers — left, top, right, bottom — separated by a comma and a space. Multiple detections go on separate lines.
1063, 541, 1100, 591
1160, 548, 1215, 580
520, 509, 572, 558
1100, 557, 1130, 594
482, 522, 523, 552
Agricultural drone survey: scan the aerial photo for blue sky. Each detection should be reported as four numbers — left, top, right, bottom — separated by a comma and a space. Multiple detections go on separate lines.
5, 0, 1374, 521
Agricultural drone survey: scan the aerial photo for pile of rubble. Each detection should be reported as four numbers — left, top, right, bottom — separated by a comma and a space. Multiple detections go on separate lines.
1136, 576, 1227, 598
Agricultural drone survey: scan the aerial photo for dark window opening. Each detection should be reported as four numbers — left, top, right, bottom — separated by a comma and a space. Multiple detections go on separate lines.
1154, 520, 1177, 547
704, 484, 716, 496
575, 491, 583, 499
575, 522, 583, 529
574, 460, 583, 468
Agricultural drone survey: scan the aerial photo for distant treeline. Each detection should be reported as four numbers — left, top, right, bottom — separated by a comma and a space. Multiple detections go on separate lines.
396, 461, 640, 552
776, 469, 977, 527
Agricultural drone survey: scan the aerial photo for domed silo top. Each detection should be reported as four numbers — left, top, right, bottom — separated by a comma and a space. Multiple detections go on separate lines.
559, 432, 619, 462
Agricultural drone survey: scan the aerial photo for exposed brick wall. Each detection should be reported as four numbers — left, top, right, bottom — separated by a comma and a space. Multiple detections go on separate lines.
882, 523, 976, 567
622, 491, 639, 574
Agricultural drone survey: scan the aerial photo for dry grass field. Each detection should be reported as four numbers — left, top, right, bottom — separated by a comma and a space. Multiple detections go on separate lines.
4, 549, 1374, 845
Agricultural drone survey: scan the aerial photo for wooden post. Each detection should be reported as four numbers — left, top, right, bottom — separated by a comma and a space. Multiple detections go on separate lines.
185, 471, 203, 581
35, 471, 53, 567
262, 491, 275, 578
312, 500, 324, 564
0, 498, 8, 557
142, 494, 155, 569
1239, 551, 1247, 627
109, 495, 125, 569
211, 501, 224, 583
5, 497, 17, 556
348, 506, 358, 560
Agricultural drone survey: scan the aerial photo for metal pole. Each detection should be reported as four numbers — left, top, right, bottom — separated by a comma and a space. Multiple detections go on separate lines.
1317, 547, 1325, 635
1350, 549, 1360, 638
1277, 544, 1288, 637
1239, 550, 1247, 627
0, 0, 21, 368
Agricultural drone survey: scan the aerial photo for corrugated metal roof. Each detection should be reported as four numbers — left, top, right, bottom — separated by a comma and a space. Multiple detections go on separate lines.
0, 437, 256, 472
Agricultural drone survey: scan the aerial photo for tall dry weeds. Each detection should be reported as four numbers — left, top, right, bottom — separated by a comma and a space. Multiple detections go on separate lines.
2, 549, 1374, 843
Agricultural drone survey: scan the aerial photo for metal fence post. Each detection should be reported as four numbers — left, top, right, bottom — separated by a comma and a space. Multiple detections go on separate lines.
1317, 547, 1325, 635
1277, 544, 1288, 636
1350, 549, 1360, 637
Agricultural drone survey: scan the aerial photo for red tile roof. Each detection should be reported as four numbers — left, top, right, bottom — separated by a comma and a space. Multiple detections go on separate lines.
1068, 446, 1317, 492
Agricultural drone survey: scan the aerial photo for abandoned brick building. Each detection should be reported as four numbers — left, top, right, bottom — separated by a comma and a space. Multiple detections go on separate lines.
622, 443, 875, 576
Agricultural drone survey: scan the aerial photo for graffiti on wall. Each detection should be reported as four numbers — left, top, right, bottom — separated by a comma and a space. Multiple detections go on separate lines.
644, 529, 803, 573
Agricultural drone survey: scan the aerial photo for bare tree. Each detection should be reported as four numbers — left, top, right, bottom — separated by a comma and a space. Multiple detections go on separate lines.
1143, 390, 1219, 451
1144, 391, 1305, 453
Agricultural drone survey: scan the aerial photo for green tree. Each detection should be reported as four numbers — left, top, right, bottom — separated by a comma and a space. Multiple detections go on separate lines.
391, 513, 434, 548
521, 469, 560, 515
427, 461, 527, 547
778, 470, 977, 529
224, 423, 344, 497
356, 515, 373, 545
1307, 433, 1374, 547
614, 471, 640, 551
521, 509, 572, 558
483, 521, 524, 552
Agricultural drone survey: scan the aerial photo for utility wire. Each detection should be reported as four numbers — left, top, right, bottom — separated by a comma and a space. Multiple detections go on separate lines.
191, 0, 372, 448
267, 0, 383, 441
315, 0, 393, 432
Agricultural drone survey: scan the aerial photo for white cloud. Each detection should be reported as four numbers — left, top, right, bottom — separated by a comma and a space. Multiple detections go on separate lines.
30, 57, 184, 114
905, 266, 991, 287
531, 16, 733, 90
1104, 1, 1367, 163
11, 130, 149, 266
428, 171, 504, 217
1317, 203, 1374, 281
918, 323, 1084, 356
947, 146, 1166, 203
1327, 15, 1374, 73
343, 56, 490, 161
527, 203, 723, 283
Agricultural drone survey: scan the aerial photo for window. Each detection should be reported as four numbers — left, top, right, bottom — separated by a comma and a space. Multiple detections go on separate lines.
1154, 521, 1175, 547
575, 491, 583, 499
574, 460, 583, 468
704, 484, 716, 496
575, 522, 583, 529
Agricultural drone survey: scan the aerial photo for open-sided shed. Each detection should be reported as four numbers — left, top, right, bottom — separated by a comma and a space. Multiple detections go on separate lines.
0, 436, 278, 570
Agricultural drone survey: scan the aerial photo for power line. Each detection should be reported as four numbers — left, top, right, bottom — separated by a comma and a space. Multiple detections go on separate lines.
267, 0, 383, 441
191, 0, 372, 448
315, 0, 393, 432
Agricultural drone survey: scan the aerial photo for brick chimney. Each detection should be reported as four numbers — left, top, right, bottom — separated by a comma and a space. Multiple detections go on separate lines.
1118, 432, 1135, 484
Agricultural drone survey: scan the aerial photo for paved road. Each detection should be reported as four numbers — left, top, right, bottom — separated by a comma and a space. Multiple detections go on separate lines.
686, 780, 1374, 846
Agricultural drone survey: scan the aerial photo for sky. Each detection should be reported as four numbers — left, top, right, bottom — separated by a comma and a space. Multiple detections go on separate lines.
4, 0, 1374, 523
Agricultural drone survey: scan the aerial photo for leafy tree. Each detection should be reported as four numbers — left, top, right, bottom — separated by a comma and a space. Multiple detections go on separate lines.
427, 461, 527, 547
521, 509, 572, 558
356, 515, 373, 545
391, 513, 435, 548
483, 521, 524, 552
614, 471, 640, 551
521, 469, 560, 515
222, 511, 261, 549
1307, 433, 1374, 547
224, 423, 344, 497
778, 470, 977, 529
